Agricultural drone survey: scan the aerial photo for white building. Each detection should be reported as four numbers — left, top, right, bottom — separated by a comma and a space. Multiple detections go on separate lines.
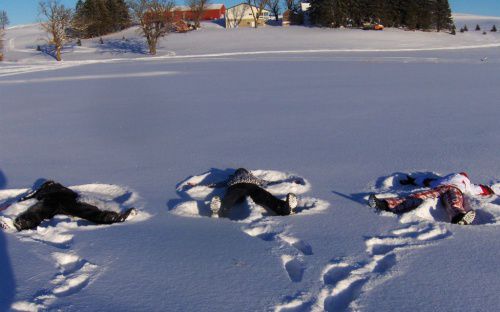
225, 3, 270, 28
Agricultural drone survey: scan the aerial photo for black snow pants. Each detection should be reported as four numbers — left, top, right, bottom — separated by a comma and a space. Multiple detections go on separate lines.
15, 195, 123, 230
219, 183, 290, 218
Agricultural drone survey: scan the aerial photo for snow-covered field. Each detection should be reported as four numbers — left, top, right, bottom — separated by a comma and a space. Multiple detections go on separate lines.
1, 14, 500, 312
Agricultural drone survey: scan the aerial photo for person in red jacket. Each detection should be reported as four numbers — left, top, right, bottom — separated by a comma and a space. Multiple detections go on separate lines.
368, 172, 496, 225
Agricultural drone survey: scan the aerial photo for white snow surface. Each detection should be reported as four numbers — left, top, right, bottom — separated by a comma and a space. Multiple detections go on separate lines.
1, 13, 500, 312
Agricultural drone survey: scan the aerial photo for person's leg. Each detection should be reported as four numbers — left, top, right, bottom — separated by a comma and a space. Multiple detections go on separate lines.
62, 200, 125, 224
440, 186, 468, 222
247, 184, 291, 216
381, 187, 445, 213
14, 199, 58, 231
218, 184, 251, 218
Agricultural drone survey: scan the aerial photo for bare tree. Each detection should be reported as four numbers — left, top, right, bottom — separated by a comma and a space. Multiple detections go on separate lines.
186, 0, 210, 28
267, 0, 280, 21
129, 0, 175, 55
247, 0, 269, 28
0, 11, 9, 30
39, 1, 72, 61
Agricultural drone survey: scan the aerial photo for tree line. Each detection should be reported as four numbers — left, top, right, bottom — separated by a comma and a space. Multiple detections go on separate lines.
309, 0, 453, 31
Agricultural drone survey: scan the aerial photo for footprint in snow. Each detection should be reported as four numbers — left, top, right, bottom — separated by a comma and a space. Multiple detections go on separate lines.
169, 168, 330, 284
276, 203, 453, 312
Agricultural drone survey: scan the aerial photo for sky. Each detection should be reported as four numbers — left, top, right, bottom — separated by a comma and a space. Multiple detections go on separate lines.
1, 0, 500, 26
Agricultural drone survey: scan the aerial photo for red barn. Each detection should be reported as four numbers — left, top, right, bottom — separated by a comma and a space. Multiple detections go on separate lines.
172, 4, 226, 21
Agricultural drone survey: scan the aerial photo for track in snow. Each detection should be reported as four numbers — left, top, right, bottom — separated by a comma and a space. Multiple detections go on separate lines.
170, 168, 329, 283
274, 221, 450, 312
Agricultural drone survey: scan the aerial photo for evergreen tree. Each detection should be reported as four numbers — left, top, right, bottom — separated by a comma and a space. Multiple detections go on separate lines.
73, 0, 130, 38
463, 24, 468, 31
309, 0, 335, 27
401, 0, 419, 30
475, 24, 480, 31
492, 25, 497, 32
434, 0, 452, 31
378, 0, 399, 27
310, 0, 453, 31
416, 0, 432, 30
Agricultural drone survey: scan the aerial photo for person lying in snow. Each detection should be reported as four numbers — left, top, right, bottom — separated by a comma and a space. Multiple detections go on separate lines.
189, 168, 300, 218
368, 172, 496, 225
6, 180, 136, 231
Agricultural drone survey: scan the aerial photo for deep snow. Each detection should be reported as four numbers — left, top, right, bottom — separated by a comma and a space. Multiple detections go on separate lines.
1, 13, 500, 312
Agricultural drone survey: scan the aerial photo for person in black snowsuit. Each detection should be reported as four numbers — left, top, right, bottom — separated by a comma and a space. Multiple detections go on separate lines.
190, 168, 300, 218
10, 180, 136, 231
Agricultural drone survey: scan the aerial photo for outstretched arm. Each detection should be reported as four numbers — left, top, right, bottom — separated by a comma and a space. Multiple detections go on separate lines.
266, 176, 305, 187
400, 175, 436, 187
18, 189, 39, 202
188, 180, 227, 188
470, 184, 495, 197
0, 188, 36, 211
399, 175, 417, 186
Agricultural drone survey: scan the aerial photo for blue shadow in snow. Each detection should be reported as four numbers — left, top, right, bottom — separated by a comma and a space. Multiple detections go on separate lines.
332, 190, 369, 206
0, 171, 6, 189
96, 38, 148, 55
166, 167, 235, 210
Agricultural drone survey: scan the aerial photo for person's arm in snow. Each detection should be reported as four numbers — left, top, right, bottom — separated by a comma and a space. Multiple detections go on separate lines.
0, 188, 37, 210
188, 180, 227, 188
400, 175, 417, 186
400, 175, 436, 187
266, 176, 305, 186
18, 188, 39, 202
470, 184, 495, 197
